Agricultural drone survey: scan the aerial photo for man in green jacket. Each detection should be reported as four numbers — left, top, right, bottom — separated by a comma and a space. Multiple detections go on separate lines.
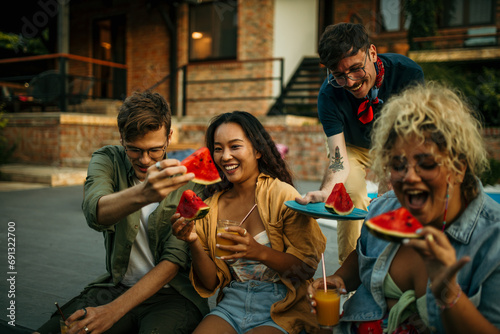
36, 91, 208, 334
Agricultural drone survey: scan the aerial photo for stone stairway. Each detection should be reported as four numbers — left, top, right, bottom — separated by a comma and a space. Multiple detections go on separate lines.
268, 56, 325, 117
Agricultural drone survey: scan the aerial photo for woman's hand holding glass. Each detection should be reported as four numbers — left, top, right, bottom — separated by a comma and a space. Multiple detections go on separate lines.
216, 226, 262, 261
307, 275, 347, 314
217, 226, 268, 262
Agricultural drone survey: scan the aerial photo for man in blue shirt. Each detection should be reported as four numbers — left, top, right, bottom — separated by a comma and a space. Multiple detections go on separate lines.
296, 23, 424, 264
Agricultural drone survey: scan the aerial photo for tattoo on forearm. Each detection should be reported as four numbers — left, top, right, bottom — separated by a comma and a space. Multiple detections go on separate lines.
329, 146, 344, 172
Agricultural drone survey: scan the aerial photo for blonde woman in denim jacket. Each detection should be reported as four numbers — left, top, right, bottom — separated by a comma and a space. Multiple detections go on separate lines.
309, 83, 500, 333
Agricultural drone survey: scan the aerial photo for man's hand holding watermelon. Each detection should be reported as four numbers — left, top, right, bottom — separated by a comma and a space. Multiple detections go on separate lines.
140, 159, 195, 203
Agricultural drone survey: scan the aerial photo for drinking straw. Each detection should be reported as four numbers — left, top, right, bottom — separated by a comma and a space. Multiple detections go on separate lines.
55, 302, 66, 321
239, 204, 257, 226
321, 253, 327, 293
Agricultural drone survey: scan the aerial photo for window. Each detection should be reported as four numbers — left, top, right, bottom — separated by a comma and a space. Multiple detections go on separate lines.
442, 0, 494, 27
379, 0, 410, 32
189, 1, 237, 61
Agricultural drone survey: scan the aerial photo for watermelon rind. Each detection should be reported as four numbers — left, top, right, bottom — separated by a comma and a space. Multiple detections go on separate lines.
325, 183, 354, 216
176, 190, 210, 221
187, 206, 210, 221
181, 147, 222, 185
192, 177, 221, 185
365, 207, 423, 242
325, 203, 354, 215
365, 221, 422, 242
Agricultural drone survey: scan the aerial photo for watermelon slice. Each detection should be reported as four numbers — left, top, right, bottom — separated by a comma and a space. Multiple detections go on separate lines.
365, 207, 423, 242
325, 183, 354, 215
175, 189, 210, 221
181, 147, 222, 185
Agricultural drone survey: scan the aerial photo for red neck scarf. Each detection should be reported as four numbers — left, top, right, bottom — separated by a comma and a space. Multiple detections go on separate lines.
357, 57, 385, 124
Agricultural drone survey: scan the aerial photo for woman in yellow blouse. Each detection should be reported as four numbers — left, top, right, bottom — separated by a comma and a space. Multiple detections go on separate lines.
172, 111, 326, 334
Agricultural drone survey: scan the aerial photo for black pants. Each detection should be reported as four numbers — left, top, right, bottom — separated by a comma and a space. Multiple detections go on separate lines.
36, 285, 203, 334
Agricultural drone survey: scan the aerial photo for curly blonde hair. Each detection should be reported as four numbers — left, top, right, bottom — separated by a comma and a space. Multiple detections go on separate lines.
370, 82, 489, 201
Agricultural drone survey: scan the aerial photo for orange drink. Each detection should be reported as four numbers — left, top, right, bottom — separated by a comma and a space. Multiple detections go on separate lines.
60, 319, 72, 334
215, 220, 239, 258
315, 288, 340, 328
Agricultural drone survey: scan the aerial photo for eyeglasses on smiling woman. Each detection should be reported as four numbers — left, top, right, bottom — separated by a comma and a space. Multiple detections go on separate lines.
123, 140, 168, 159
387, 156, 442, 182
327, 51, 369, 88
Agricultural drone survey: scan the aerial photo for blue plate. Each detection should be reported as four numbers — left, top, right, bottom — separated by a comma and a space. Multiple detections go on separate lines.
285, 201, 368, 220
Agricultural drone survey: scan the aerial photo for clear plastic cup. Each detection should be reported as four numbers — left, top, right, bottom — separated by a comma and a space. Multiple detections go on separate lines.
315, 286, 340, 328
215, 219, 239, 258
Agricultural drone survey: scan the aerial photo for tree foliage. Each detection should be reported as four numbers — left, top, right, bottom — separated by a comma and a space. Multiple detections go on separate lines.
405, 0, 442, 50
0, 30, 48, 56
420, 63, 500, 127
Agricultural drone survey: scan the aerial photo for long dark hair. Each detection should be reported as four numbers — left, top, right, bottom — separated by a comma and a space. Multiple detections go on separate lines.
204, 111, 294, 196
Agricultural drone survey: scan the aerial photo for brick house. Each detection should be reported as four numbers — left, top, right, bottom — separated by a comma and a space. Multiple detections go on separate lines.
1, 0, 499, 181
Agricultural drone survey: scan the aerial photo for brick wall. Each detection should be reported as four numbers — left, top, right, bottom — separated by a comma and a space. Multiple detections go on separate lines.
68, 0, 276, 117
127, 1, 171, 96
173, 116, 329, 181
5, 113, 498, 181
4, 116, 61, 165
181, 0, 275, 117
4, 113, 119, 167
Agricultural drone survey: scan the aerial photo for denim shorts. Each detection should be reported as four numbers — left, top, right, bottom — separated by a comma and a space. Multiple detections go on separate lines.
209, 280, 288, 333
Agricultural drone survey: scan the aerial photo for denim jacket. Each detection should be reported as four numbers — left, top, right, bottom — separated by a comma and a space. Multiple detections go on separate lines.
336, 183, 500, 333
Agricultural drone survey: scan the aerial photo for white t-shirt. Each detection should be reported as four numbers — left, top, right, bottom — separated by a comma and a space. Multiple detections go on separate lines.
121, 179, 168, 287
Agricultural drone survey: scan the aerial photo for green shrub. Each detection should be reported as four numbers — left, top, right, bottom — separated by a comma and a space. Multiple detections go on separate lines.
481, 158, 500, 186
405, 0, 441, 51
0, 107, 16, 170
420, 64, 500, 127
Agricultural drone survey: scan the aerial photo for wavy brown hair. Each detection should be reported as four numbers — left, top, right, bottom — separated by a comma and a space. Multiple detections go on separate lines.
370, 82, 489, 202
117, 91, 171, 142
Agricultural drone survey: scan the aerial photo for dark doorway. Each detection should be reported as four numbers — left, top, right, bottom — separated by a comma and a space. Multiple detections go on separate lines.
92, 15, 126, 100
318, 0, 335, 48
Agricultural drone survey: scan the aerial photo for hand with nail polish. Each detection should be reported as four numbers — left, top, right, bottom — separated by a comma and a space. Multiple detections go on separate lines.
403, 226, 470, 301
171, 213, 198, 244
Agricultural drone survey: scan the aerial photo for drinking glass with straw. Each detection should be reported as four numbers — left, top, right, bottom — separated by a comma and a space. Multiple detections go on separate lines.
314, 253, 341, 329
56, 302, 71, 334
216, 204, 257, 259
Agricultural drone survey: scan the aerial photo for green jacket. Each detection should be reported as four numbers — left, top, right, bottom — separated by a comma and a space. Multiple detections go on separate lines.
82, 145, 209, 315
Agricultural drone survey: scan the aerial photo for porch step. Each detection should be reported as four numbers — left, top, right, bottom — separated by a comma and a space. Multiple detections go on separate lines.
0, 164, 87, 188
67, 98, 122, 115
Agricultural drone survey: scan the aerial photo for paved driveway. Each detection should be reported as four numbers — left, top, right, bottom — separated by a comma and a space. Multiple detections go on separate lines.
0, 186, 105, 332
0, 181, 340, 332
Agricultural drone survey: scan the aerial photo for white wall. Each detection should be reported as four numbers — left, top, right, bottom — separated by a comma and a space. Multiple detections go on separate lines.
273, 0, 318, 97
